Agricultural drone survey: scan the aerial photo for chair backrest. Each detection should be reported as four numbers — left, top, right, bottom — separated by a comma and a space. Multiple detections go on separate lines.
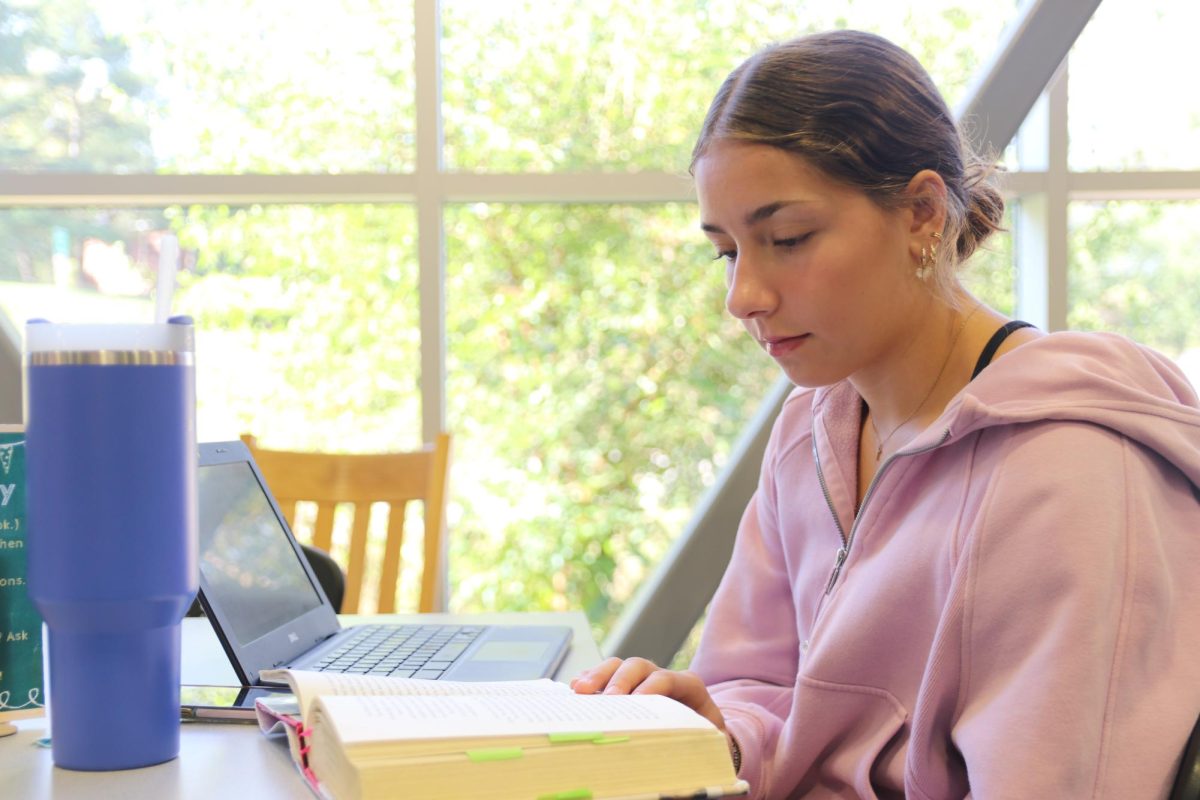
240, 433, 451, 614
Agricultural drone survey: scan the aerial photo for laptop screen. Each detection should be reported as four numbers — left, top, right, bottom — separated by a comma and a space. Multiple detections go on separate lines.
196, 460, 324, 646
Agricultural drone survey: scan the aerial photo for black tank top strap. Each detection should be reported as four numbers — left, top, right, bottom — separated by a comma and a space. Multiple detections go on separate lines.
971, 320, 1037, 380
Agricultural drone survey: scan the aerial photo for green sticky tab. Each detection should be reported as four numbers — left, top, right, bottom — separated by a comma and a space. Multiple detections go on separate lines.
591, 735, 630, 745
466, 747, 524, 763
536, 790, 593, 800
547, 732, 603, 744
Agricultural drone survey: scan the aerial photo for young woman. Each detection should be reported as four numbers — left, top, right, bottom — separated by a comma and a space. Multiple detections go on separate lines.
572, 30, 1200, 798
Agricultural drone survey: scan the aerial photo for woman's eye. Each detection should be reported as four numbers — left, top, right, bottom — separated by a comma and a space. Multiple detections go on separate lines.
773, 233, 813, 248
711, 249, 736, 263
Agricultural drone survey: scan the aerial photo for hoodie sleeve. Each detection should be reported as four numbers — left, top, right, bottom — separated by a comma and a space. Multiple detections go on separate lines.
925, 418, 1200, 798
690, 423, 800, 799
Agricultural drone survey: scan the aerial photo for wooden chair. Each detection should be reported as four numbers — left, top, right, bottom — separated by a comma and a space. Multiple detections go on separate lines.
240, 433, 451, 614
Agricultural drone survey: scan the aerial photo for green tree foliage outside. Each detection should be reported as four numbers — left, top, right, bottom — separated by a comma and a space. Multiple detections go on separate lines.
0, 0, 153, 171
0, 0, 160, 284
440, 0, 1015, 173
1069, 201, 1200, 356
129, 0, 417, 173
170, 204, 424, 452
443, 202, 775, 628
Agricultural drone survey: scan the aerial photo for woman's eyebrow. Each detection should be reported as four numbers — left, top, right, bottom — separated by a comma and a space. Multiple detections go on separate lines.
700, 200, 816, 234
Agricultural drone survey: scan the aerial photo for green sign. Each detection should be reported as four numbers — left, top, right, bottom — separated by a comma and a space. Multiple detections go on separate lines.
0, 426, 44, 721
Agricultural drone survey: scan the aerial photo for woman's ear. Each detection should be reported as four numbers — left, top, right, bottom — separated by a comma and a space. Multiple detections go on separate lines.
903, 169, 948, 237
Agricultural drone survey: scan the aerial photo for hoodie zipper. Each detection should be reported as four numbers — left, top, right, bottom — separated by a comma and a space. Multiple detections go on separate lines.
814, 427, 953, 597
813, 437, 850, 593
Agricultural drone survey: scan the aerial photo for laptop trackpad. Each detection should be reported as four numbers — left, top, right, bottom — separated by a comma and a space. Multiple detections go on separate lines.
444, 626, 572, 681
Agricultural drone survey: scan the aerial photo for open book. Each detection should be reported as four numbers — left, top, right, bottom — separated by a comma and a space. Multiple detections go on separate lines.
256, 668, 748, 800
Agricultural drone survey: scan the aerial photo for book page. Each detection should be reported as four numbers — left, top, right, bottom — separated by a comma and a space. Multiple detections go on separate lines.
316, 691, 715, 745
262, 668, 570, 718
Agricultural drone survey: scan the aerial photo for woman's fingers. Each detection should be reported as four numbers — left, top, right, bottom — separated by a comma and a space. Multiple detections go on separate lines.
570, 656, 657, 694
632, 669, 727, 732
570, 660, 727, 732
569, 656, 625, 693
600, 657, 660, 694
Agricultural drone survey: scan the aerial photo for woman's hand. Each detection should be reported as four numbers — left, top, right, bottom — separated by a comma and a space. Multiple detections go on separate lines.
570, 656, 727, 734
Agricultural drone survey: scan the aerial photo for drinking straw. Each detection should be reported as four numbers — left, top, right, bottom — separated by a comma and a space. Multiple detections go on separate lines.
155, 234, 180, 324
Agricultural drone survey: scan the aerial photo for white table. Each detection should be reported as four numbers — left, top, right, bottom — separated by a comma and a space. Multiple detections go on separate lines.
2, 612, 602, 798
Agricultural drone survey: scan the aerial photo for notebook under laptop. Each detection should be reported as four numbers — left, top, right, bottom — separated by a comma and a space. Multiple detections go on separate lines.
195, 440, 572, 686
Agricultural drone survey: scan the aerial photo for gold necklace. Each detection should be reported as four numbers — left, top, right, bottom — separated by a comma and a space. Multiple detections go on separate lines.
868, 304, 980, 461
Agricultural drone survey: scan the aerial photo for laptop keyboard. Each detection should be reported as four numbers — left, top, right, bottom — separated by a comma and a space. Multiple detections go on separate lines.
310, 624, 485, 680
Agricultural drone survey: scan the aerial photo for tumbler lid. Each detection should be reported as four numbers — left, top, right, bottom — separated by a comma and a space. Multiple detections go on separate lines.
25, 320, 194, 365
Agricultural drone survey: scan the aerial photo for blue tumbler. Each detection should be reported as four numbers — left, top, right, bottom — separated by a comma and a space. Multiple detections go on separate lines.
25, 318, 198, 771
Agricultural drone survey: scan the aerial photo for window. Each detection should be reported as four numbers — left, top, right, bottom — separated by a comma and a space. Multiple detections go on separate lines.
9, 2, 1193, 645
0, 1, 416, 174
1069, 0, 1200, 171
1069, 201, 1200, 367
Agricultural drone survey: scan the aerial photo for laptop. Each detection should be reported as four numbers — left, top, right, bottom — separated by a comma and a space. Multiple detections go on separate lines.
195, 440, 572, 686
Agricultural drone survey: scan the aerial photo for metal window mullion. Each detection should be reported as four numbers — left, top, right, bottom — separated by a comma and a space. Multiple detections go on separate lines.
1046, 59, 1070, 332
0, 171, 700, 207
1068, 171, 1200, 200
10, 165, 1196, 207
415, 0, 446, 447
415, 0, 449, 611
1014, 62, 1070, 333
0, 173, 419, 207
1014, 65, 1050, 330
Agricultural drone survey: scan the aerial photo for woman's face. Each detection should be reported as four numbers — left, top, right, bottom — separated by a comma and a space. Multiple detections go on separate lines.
694, 140, 927, 388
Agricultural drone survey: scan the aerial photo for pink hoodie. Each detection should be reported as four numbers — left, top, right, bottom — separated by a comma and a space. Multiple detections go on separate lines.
691, 331, 1200, 799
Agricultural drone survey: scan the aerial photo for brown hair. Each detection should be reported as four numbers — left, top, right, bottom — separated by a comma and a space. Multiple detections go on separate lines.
692, 30, 1004, 301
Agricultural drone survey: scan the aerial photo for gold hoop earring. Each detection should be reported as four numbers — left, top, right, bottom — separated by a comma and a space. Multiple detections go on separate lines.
917, 246, 931, 281
917, 232, 943, 281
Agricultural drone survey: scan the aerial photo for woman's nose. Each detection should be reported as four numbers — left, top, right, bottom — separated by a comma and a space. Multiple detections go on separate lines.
725, 253, 775, 320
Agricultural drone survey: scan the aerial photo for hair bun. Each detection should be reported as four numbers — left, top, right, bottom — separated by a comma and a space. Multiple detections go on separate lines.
955, 157, 1005, 262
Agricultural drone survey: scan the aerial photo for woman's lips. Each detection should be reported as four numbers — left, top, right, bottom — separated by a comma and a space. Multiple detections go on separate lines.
761, 334, 810, 357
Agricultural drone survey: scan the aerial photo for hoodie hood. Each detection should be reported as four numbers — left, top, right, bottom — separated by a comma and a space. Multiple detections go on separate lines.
805, 330, 1200, 536
944, 330, 1200, 490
